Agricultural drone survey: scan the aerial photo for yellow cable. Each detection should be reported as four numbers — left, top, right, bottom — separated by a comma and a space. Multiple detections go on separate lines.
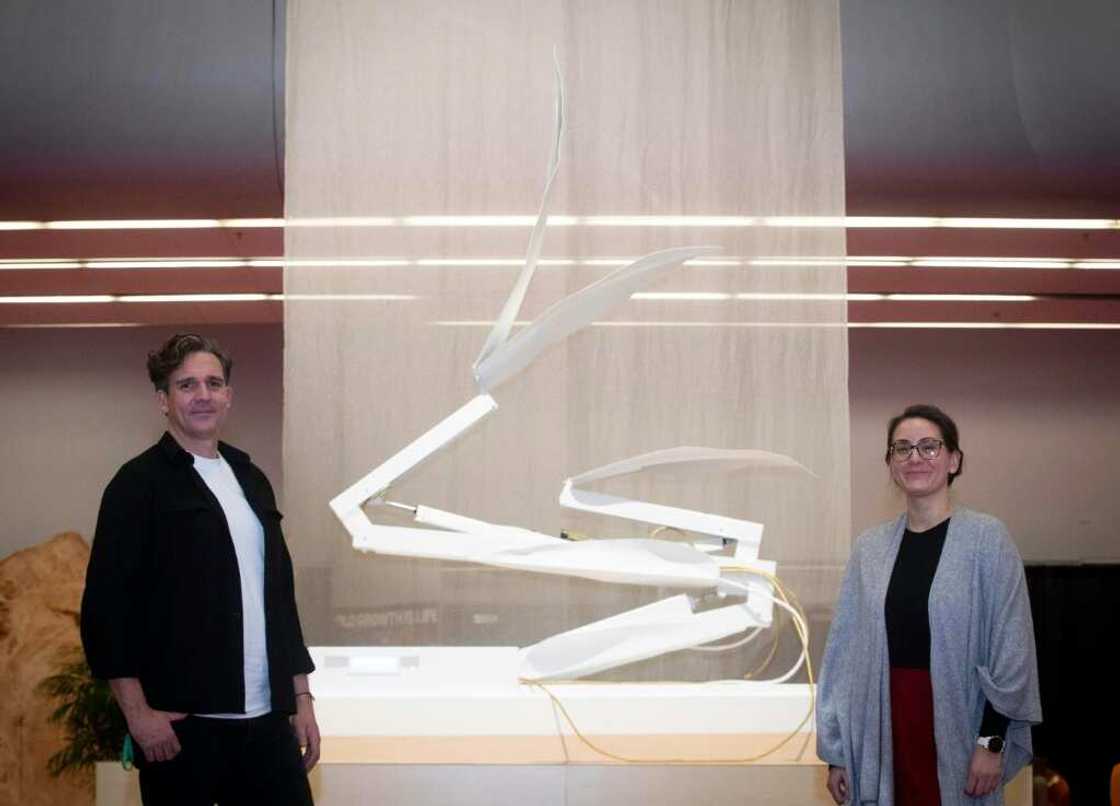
742, 607, 781, 680
722, 565, 817, 761
521, 564, 817, 765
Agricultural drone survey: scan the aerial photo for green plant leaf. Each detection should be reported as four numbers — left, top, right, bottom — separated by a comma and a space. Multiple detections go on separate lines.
37, 648, 128, 777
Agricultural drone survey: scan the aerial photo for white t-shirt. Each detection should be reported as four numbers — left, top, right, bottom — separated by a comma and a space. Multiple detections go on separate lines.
190, 451, 271, 718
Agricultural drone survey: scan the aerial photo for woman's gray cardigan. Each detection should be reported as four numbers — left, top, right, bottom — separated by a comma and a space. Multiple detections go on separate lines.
816, 508, 1042, 805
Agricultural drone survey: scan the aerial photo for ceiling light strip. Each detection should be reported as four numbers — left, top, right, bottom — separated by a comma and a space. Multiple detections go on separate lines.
1, 322, 146, 329
17, 320, 1110, 331
431, 320, 1120, 330
634, 292, 1038, 302
0, 293, 418, 304
849, 322, 1120, 330
3, 256, 1120, 271
2, 216, 1119, 231
0, 292, 1053, 305
0, 295, 117, 304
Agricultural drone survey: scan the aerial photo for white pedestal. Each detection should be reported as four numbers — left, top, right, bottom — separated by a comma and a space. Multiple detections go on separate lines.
92, 647, 1032, 805
310, 646, 819, 765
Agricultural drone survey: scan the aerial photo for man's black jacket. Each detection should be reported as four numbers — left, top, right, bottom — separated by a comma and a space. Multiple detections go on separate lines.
80, 432, 314, 714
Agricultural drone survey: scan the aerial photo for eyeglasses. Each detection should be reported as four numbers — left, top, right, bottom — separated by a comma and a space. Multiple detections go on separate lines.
888, 438, 944, 462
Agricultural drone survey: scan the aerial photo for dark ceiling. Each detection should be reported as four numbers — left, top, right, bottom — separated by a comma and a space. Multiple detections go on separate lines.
1, 0, 1118, 220
0, 0, 284, 219
841, 0, 1120, 217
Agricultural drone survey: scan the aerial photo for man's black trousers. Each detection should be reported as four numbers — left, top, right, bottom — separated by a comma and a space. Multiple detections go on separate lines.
134, 712, 314, 805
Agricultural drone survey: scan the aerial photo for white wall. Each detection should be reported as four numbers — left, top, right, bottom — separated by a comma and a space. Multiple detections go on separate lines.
0, 324, 283, 559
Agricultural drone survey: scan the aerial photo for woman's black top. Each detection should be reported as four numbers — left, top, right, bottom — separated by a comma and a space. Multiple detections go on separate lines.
885, 517, 1009, 739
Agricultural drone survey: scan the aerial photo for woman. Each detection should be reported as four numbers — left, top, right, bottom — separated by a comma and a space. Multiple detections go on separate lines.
816, 404, 1041, 805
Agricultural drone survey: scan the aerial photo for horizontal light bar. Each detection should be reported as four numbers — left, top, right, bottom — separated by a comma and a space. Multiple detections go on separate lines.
48, 219, 227, 230
910, 258, 1070, 269
4, 255, 1120, 271
937, 218, 1118, 230
634, 292, 856, 301
11, 319, 1116, 331
0, 260, 83, 270
1, 322, 145, 328
0, 218, 286, 231
844, 217, 1120, 230
749, 258, 847, 267
577, 215, 756, 227
2, 216, 1119, 231
848, 322, 1120, 329
288, 258, 412, 267
417, 258, 526, 267
277, 294, 419, 301
886, 293, 1037, 302
847, 257, 1120, 270
0, 294, 271, 304
223, 218, 286, 228
633, 292, 732, 301
282, 258, 411, 267
0, 291, 1046, 306
844, 258, 909, 267
0, 295, 116, 304
93, 259, 264, 269
1074, 261, 1120, 270
738, 292, 867, 301
633, 292, 1037, 302
0, 293, 418, 304
120, 293, 271, 303
433, 320, 1120, 330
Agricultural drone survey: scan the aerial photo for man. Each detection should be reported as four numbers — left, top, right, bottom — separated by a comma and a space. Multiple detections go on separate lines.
81, 333, 319, 805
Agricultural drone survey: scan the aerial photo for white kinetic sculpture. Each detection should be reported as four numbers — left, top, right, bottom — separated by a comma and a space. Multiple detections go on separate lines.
329, 60, 812, 685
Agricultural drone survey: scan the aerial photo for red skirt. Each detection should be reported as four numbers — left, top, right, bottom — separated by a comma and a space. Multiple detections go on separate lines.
890, 667, 942, 806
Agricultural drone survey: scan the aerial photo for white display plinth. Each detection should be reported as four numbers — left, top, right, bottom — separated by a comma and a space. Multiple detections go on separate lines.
309, 646, 818, 765
299, 646, 1029, 805
92, 648, 1032, 805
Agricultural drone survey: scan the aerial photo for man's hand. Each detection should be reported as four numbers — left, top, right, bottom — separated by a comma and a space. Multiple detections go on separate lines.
108, 677, 186, 763
964, 745, 1003, 798
291, 695, 321, 772
826, 765, 850, 804
128, 707, 187, 763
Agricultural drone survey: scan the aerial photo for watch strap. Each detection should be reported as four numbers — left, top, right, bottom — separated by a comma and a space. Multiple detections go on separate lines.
977, 735, 1004, 753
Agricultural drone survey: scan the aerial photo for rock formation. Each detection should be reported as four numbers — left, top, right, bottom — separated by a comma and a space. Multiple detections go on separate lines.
0, 532, 96, 806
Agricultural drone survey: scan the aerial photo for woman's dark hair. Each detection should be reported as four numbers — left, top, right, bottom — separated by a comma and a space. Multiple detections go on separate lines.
885, 403, 964, 485
147, 333, 233, 392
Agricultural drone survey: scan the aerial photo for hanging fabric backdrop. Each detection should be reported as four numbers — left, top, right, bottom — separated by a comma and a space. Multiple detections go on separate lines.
284, 0, 849, 681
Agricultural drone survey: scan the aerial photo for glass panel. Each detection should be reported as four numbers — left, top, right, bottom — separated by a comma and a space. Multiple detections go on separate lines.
284, 0, 848, 681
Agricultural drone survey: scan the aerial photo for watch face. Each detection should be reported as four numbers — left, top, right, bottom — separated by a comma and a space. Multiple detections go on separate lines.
987, 736, 1005, 753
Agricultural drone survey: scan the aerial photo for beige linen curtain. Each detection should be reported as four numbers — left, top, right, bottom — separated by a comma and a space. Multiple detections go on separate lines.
284, 0, 848, 681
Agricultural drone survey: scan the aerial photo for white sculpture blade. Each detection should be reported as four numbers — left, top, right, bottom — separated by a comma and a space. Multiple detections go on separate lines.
518, 596, 761, 681
475, 244, 720, 391
473, 53, 565, 373
559, 479, 764, 556
329, 394, 498, 518
569, 446, 817, 485
486, 537, 722, 588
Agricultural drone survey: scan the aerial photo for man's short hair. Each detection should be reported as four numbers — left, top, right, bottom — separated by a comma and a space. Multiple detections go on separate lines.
147, 333, 234, 392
